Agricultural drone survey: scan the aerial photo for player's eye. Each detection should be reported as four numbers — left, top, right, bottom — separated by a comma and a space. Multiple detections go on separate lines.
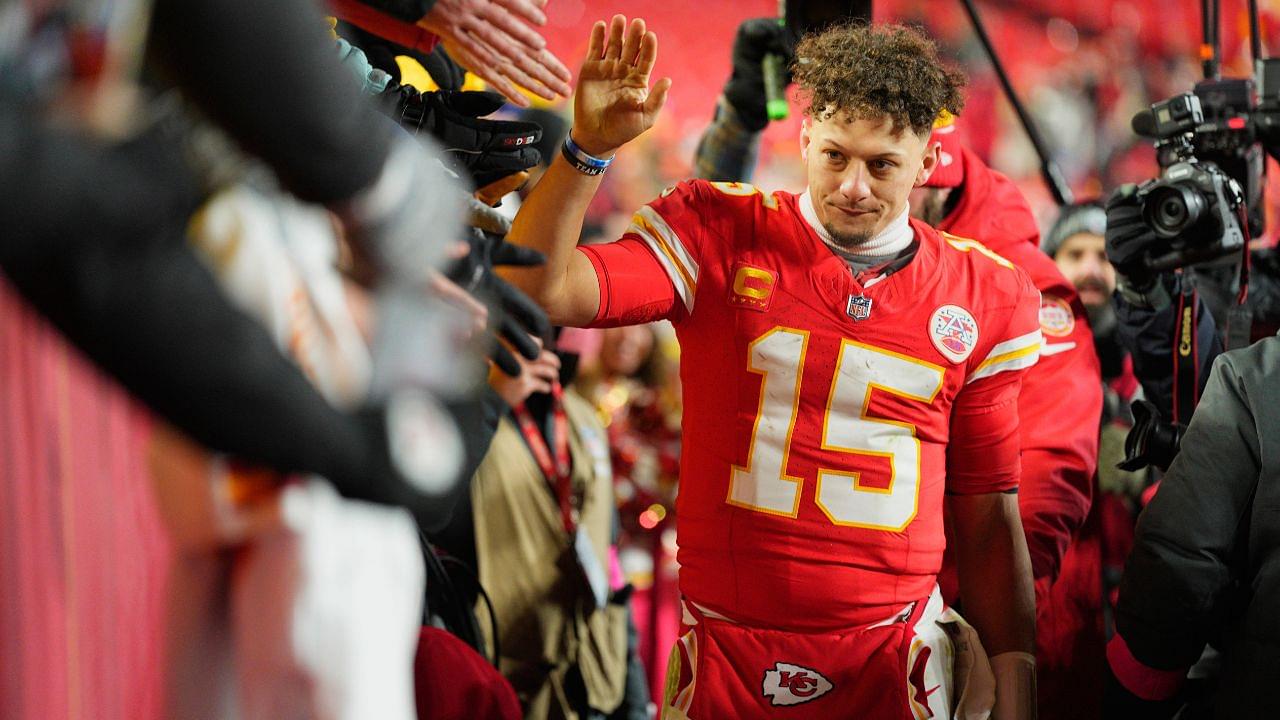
823, 150, 844, 164
869, 159, 896, 173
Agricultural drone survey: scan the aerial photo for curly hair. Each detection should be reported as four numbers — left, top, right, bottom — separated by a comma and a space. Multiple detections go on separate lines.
792, 22, 965, 137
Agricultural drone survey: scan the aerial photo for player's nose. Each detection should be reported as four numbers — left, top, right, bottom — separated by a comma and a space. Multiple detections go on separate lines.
838, 165, 871, 201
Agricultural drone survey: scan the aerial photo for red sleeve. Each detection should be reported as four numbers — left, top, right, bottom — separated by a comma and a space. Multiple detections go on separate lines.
1017, 289, 1103, 582
946, 271, 1042, 495
577, 240, 677, 327
578, 180, 718, 327
946, 372, 1024, 495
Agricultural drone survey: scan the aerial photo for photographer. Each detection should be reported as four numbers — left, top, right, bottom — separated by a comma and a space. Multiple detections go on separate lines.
1105, 92, 1280, 459
1104, 334, 1280, 719
1104, 183, 1226, 430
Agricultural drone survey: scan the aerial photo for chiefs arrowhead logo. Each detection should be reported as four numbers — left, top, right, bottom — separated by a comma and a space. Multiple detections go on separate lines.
761, 662, 834, 706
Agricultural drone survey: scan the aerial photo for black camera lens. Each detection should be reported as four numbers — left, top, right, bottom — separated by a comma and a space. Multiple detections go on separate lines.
1143, 183, 1207, 238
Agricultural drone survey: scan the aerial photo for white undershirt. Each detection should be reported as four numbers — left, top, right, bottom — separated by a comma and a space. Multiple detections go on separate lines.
800, 189, 913, 259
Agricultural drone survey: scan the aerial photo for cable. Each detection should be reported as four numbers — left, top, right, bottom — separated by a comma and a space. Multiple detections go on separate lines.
439, 554, 502, 667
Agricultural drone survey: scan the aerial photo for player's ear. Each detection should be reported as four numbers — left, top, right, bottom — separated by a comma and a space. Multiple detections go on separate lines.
800, 118, 812, 162
915, 138, 940, 187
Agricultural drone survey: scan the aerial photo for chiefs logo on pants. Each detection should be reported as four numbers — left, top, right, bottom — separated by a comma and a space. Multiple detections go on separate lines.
662, 588, 965, 719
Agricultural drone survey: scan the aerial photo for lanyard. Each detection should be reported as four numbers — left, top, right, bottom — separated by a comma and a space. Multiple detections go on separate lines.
513, 382, 575, 534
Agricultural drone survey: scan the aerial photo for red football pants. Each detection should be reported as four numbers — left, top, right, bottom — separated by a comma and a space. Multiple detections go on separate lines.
662, 589, 953, 719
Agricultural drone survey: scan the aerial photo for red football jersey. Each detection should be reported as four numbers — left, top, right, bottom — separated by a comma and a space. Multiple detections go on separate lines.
580, 180, 1041, 631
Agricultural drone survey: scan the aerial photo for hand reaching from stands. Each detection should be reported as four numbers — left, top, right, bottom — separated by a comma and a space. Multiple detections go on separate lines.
449, 201, 551, 376
417, 0, 572, 107
489, 340, 561, 408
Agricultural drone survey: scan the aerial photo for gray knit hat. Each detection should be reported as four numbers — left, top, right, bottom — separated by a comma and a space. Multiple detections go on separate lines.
1043, 201, 1107, 258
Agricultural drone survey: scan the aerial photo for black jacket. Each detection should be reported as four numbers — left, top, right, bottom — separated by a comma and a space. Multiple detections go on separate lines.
1108, 334, 1280, 718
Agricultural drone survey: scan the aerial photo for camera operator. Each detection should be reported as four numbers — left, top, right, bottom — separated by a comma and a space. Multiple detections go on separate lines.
1104, 183, 1225, 432
1104, 92, 1280, 474
1104, 334, 1280, 719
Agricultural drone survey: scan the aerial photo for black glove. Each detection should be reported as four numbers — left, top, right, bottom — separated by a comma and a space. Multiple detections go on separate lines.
386, 86, 542, 187
447, 225, 551, 376
723, 18, 792, 132
1105, 183, 1160, 288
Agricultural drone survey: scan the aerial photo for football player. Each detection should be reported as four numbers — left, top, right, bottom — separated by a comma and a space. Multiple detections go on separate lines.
504, 16, 1040, 719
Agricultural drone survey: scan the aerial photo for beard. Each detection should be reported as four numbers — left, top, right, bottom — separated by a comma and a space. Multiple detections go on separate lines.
822, 222, 872, 249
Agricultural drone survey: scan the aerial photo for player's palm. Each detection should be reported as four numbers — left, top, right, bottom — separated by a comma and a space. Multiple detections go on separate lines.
573, 15, 672, 156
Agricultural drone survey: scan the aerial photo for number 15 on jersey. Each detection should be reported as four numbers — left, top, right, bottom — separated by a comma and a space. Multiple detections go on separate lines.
727, 327, 945, 532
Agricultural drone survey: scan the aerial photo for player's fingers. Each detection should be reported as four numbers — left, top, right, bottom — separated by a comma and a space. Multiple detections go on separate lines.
644, 76, 672, 117
604, 14, 626, 61
636, 30, 658, 77
620, 17, 646, 66
585, 20, 606, 61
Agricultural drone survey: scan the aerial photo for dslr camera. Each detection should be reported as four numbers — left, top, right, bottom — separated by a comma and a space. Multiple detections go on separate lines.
1128, 92, 1247, 273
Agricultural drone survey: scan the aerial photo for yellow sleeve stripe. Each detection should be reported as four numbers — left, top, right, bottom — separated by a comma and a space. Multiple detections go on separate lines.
968, 329, 1042, 383
638, 205, 700, 279
628, 205, 699, 311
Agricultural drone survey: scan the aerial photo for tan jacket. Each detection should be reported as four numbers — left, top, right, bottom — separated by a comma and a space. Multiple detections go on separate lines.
472, 390, 629, 719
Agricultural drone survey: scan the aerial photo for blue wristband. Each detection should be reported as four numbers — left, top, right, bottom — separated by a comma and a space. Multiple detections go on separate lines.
562, 134, 614, 175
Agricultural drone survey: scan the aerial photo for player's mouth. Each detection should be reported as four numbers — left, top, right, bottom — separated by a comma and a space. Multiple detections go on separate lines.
832, 205, 876, 218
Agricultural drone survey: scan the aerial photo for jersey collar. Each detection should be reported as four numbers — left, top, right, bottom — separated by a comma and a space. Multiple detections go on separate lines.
799, 189, 914, 259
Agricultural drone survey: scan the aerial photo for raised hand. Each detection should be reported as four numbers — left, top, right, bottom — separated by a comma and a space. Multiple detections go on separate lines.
571, 15, 672, 157
418, 0, 573, 107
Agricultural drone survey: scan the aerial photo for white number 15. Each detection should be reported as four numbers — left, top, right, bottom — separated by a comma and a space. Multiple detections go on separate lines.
727, 327, 945, 531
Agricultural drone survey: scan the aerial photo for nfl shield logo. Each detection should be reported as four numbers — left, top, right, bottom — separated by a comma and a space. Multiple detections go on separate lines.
846, 294, 873, 321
